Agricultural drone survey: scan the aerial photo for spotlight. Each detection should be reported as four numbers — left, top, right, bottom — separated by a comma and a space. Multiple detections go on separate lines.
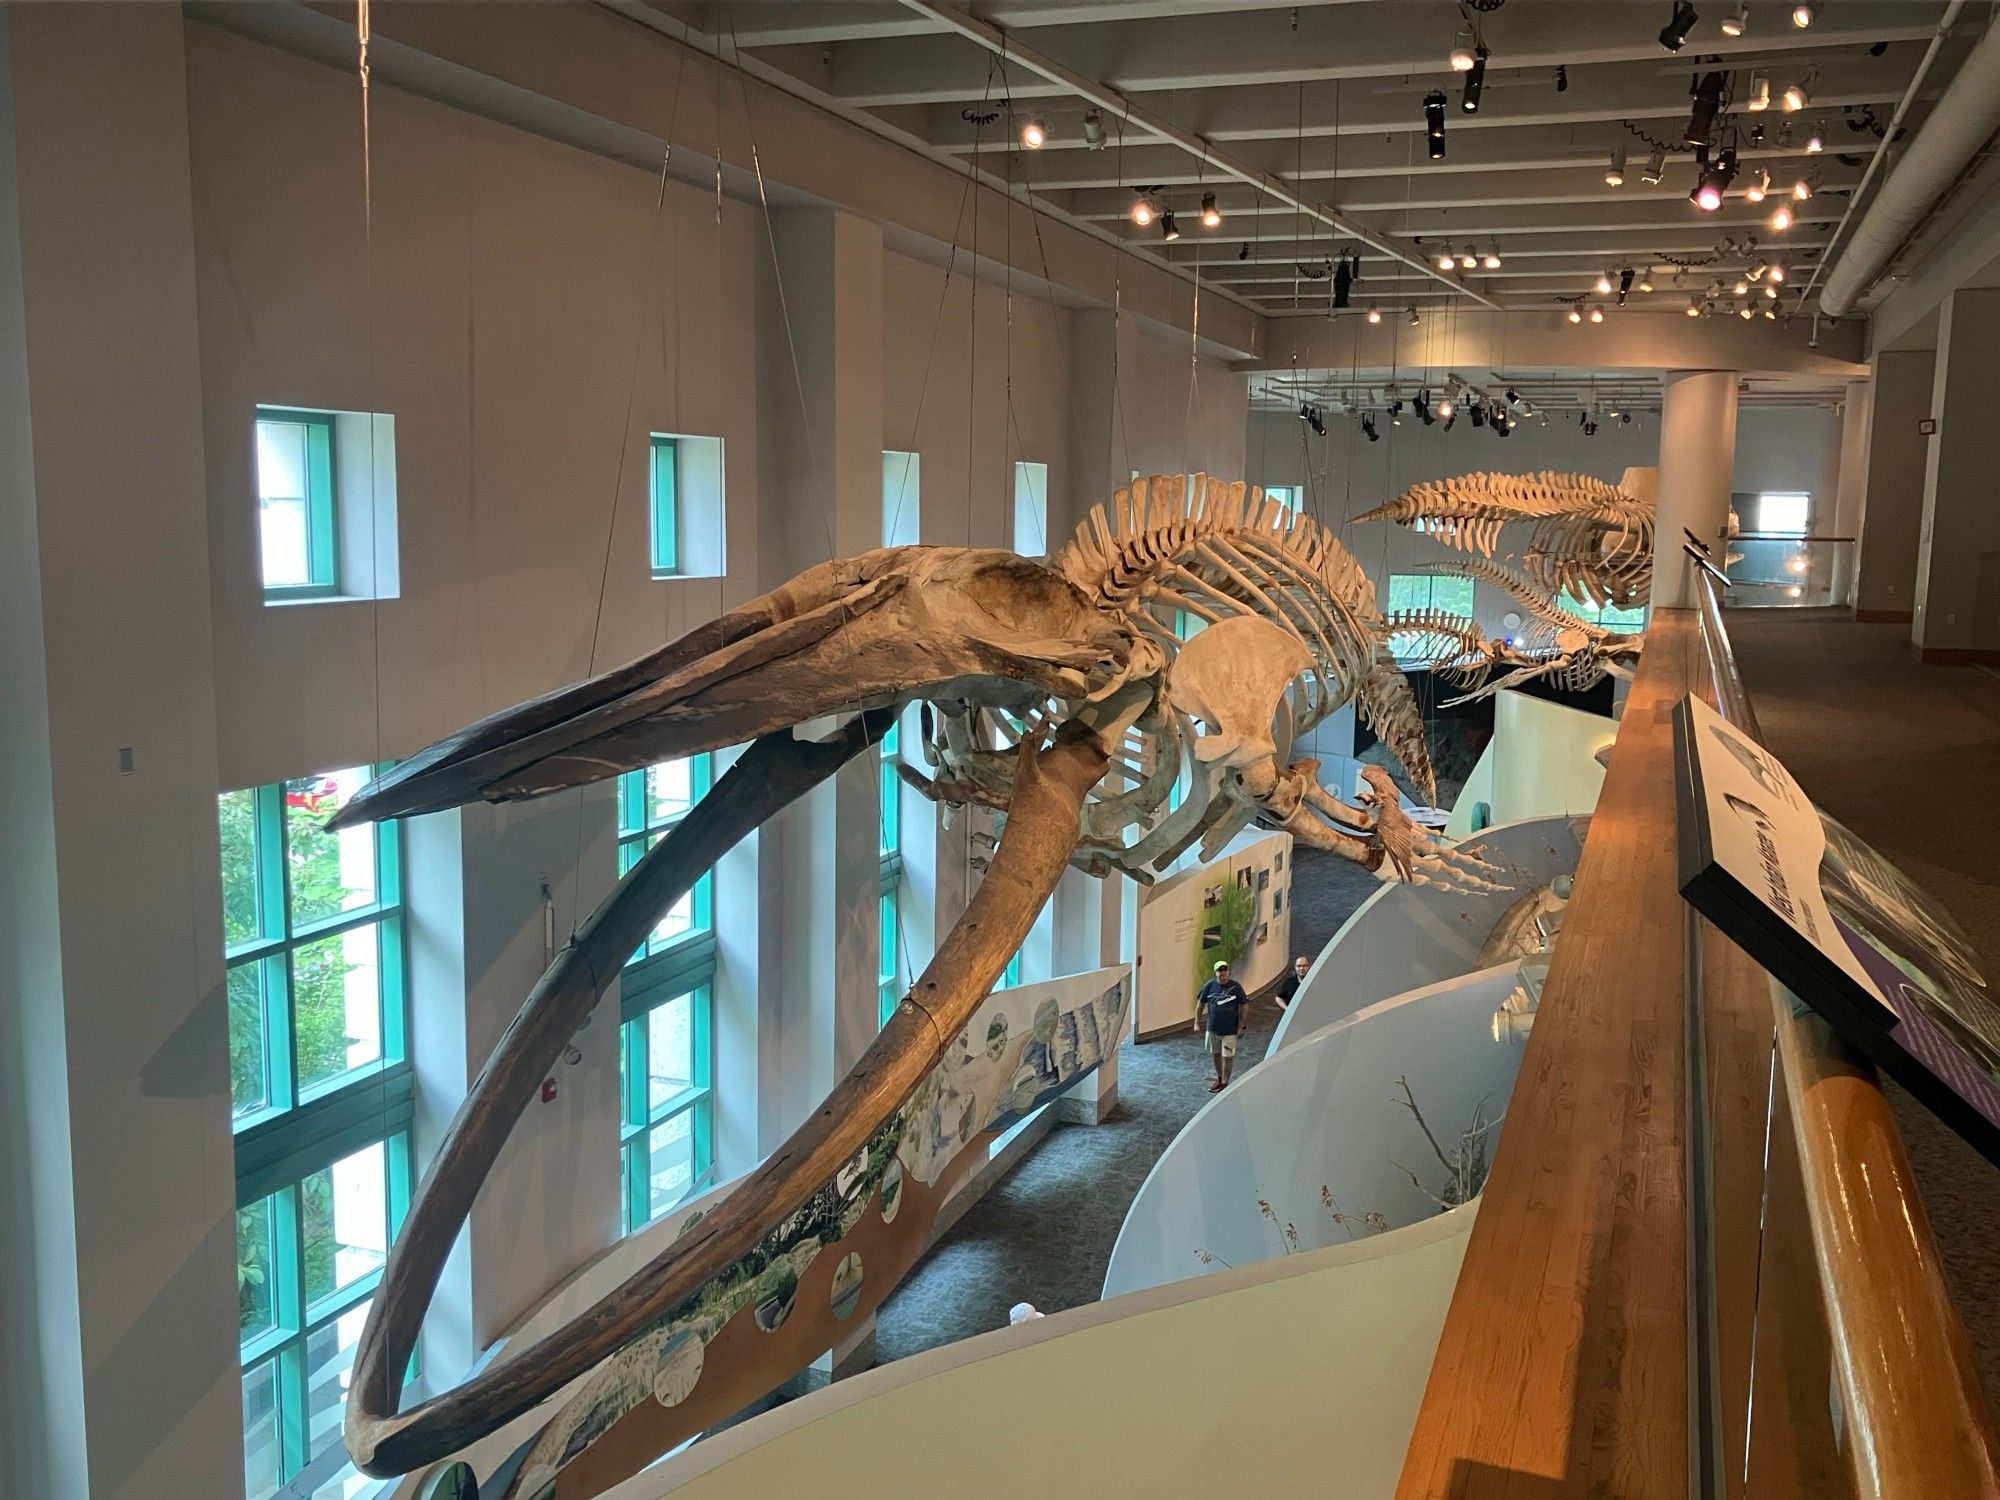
1333, 250, 1356, 307
1390, 400, 1404, 426
1131, 193, 1157, 227
1449, 35, 1477, 71
1437, 248, 1458, 271
1765, 306, 1778, 320
1617, 266, 1635, 304
1746, 167, 1770, 202
1415, 390, 1435, 425
1660, 1, 1699, 52
1639, 268, 1656, 292
1567, 307, 1584, 323
1806, 123, 1825, 153
1793, 172, 1814, 200
1747, 70, 1771, 111
1749, 258, 1767, 280
1589, 305, 1606, 323
1686, 297, 1704, 316
1161, 210, 1181, 241
1303, 403, 1328, 436
1461, 46, 1489, 113
1686, 72, 1727, 145
1792, 1, 1820, 27
1740, 303, 1755, 319
1020, 113, 1049, 149
1788, 553, 1809, 575
1764, 283, 1779, 299
1407, 306, 1422, 327
1200, 192, 1223, 228
1361, 413, 1380, 442
1722, 2, 1749, 35
1438, 395, 1457, 420
1425, 89, 1448, 159
1768, 261, 1786, 282
1482, 243, 1502, 269
1470, 402, 1487, 428
1770, 201, 1794, 230
1788, 583, 1803, 597
1642, 147, 1667, 185
1692, 149, 1737, 211
1081, 109, 1108, 150
1366, 305, 1383, 324
1555, 64, 1569, 92
1595, 270, 1614, 295
1782, 69, 1816, 112
1460, 244, 1478, 269
1606, 146, 1628, 187
1733, 277, 1750, 294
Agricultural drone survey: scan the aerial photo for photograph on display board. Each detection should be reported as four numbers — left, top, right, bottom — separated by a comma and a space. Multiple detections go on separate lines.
1673, 694, 2000, 1164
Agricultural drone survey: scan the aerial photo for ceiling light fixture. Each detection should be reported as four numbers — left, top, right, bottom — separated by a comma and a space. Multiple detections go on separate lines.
1200, 192, 1223, 228
1161, 210, 1181, 241
1130, 193, 1157, 227
1793, 170, 1815, 200
1792, 1, 1821, 28
1746, 166, 1771, 202
1460, 244, 1479, 269
1408, 306, 1422, 327
1438, 394, 1457, 420
1660, 1, 1700, 52
1770, 201, 1794, 230
1589, 305, 1606, 323
1436, 247, 1458, 270
1483, 243, 1503, 269
1692, 148, 1738, 211
1722, 2, 1750, 35
1568, 307, 1584, 323
1449, 31, 1478, 71
1366, 306, 1383, 324
1687, 297, 1704, 316
1686, 71, 1728, 145
1733, 277, 1750, 294
1081, 109, 1107, 150
1595, 270, 1615, 295
1782, 68, 1816, 112
1020, 113, 1049, 149
1642, 146, 1667, 184
1639, 268, 1656, 292
1768, 261, 1786, 283
1806, 123, 1825, 153
1606, 146, 1628, 186
1461, 46, 1490, 113
1747, 70, 1771, 111
1425, 90, 1448, 159
1361, 413, 1380, 442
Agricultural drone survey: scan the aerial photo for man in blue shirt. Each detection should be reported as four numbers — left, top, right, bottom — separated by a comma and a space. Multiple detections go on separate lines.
1193, 960, 1250, 1092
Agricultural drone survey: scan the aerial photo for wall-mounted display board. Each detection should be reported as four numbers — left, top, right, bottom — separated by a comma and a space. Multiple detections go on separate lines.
1133, 830, 1292, 1039
1673, 694, 2000, 1165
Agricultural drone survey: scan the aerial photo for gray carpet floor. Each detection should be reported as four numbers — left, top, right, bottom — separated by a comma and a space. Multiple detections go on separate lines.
1729, 608, 2000, 1413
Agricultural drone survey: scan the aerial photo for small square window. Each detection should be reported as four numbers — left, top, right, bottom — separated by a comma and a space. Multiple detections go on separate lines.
1013, 460, 1048, 556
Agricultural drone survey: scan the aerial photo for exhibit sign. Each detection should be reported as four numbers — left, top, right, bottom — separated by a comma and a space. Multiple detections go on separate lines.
1673, 694, 2000, 1164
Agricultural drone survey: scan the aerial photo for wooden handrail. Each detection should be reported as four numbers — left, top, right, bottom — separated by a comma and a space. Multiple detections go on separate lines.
1398, 597, 1997, 1498
1692, 572, 2000, 1500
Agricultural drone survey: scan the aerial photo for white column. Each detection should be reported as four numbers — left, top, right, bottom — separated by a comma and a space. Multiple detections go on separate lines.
1913, 287, 2000, 660
1651, 370, 1740, 608
1831, 379, 1873, 607
1855, 348, 1933, 622
755, 207, 884, 1149
0, 8, 238, 1493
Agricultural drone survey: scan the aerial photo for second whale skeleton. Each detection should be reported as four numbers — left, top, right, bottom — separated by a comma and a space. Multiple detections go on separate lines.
327, 472, 1508, 1481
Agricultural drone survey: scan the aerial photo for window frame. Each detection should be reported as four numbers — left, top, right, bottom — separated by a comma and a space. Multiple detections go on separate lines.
615, 755, 721, 1231
878, 719, 905, 1028
255, 407, 341, 599
221, 765, 412, 1498
649, 434, 681, 577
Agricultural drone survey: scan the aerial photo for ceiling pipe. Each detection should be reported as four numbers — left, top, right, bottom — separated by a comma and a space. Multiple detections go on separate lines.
1815, 0, 1986, 318
894, 0, 1501, 309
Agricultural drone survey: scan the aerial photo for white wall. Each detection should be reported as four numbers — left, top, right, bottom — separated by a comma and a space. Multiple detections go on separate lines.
1733, 405, 1843, 531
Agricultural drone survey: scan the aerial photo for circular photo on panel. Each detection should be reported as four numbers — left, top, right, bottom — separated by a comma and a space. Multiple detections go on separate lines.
754, 1265, 799, 1332
985, 1014, 1009, 1061
830, 1252, 865, 1320
1033, 997, 1061, 1044
879, 1158, 905, 1225
652, 1327, 705, 1408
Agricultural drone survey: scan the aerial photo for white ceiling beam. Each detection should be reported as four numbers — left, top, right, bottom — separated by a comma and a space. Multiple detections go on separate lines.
892, 0, 1500, 306
922, 51, 1926, 150
674, 0, 1376, 49
821, 3, 1946, 108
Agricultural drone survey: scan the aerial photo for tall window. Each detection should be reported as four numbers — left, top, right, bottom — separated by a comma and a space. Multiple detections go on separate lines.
616, 756, 717, 1230
255, 409, 338, 596
1265, 484, 1300, 512
1386, 573, 1475, 617
1749, 490, 1810, 536
221, 768, 409, 1499
649, 435, 680, 576
883, 450, 920, 549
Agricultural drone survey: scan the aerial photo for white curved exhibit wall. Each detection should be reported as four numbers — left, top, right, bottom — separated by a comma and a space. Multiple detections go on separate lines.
1268, 814, 1586, 1052
1102, 963, 1525, 1300
603, 1210, 1474, 1500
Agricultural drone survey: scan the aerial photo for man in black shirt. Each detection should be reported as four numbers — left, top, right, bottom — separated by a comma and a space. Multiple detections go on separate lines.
1274, 954, 1310, 1011
1193, 960, 1250, 1092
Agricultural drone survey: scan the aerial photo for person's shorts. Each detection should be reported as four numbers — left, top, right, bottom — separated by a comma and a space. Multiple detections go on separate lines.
1205, 1031, 1238, 1058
